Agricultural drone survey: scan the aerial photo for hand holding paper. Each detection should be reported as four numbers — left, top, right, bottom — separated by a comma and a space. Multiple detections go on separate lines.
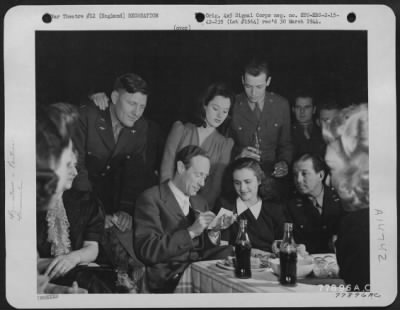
208, 208, 237, 231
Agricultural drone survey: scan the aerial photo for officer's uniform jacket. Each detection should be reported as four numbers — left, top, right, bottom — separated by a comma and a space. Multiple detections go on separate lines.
72, 102, 149, 216
229, 91, 293, 171
285, 186, 346, 254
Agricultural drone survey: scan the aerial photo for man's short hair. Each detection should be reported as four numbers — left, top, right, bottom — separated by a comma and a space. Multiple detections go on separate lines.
175, 145, 209, 170
294, 153, 327, 174
292, 85, 315, 106
113, 73, 149, 95
318, 98, 341, 112
243, 58, 270, 78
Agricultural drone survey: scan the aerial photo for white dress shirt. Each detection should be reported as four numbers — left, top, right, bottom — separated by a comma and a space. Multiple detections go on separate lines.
168, 181, 190, 216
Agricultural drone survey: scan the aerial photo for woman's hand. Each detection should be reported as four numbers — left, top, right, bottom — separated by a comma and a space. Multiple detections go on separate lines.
68, 281, 88, 294
44, 252, 80, 279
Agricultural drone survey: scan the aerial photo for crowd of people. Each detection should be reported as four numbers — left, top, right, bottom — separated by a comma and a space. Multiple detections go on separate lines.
36, 57, 369, 294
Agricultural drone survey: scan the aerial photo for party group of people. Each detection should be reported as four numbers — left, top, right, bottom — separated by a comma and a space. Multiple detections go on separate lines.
36, 58, 369, 294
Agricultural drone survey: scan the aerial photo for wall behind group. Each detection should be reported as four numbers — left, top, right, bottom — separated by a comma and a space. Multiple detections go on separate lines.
36, 30, 367, 132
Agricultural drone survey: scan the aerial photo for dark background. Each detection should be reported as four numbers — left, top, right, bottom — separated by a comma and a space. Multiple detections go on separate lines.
36, 30, 367, 132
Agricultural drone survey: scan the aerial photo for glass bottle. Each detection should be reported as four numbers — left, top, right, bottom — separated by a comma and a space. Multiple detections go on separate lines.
234, 219, 252, 279
279, 222, 297, 285
252, 130, 261, 160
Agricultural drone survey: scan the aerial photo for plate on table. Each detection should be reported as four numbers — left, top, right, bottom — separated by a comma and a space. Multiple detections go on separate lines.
216, 256, 268, 272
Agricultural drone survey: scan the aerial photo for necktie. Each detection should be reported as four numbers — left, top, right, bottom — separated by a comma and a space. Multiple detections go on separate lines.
314, 202, 323, 215
113, 122, 124, 142
254, 102, 262, 121
309, 196, 323, 215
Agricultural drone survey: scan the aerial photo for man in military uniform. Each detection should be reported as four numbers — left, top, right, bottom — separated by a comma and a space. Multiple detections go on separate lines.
285, 153, 346, 254
229, 58, 292, 199
72, 73, 152, 290
291, 89, 326, 159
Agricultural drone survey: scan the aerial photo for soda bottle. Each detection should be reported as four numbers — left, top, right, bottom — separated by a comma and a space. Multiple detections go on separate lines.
279, 222, 297, 285
234, 219, 252, 279
252, 130, 262, 160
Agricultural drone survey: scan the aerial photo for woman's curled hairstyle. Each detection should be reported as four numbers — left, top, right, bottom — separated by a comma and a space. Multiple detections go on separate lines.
322, 103, 369, 211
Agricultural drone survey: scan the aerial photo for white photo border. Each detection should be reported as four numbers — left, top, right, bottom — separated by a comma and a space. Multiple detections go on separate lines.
4, 4, 397, 308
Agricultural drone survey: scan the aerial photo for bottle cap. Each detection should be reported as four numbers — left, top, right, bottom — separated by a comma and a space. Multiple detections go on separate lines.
239, 219, 247, 228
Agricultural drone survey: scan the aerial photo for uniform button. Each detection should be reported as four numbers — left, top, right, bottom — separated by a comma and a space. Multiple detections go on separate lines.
106, 165, 111, 170
172, 273, 180, 280
87, 151, 92, 155
101, 173, 106, 177
322, 225, 327, 230
300, 225, 304, 229
126, 155, 131, 160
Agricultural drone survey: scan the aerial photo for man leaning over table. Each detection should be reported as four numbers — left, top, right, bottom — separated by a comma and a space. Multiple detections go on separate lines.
133, 145, 233, 293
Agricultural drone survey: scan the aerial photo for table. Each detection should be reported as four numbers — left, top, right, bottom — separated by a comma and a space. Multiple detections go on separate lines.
175, 260, 344, 293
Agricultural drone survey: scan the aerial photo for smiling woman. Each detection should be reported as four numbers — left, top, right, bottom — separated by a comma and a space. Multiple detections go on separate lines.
160, 82, 235, 207
214, 157, 286, 253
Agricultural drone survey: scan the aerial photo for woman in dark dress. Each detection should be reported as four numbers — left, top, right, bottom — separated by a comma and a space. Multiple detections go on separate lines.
215, 158, 286, 252
37, 147, 114, 293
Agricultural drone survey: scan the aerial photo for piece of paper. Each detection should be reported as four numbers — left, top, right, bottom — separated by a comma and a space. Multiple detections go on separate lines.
208, 208, 234, 229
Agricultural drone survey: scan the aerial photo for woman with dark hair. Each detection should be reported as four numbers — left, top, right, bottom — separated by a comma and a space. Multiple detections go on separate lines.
322, 103, 369, 291
36, 103, 114, 293
37, 103, 87, 293
160, 82, 235, 207
214, 157, 286, 252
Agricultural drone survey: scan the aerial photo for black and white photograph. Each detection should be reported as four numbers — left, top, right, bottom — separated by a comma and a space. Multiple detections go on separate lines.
4, 4, 397, 308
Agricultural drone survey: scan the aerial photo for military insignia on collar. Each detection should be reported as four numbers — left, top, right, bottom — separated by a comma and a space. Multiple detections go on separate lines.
99, 126, 105, 130
130, 129, 136, 134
